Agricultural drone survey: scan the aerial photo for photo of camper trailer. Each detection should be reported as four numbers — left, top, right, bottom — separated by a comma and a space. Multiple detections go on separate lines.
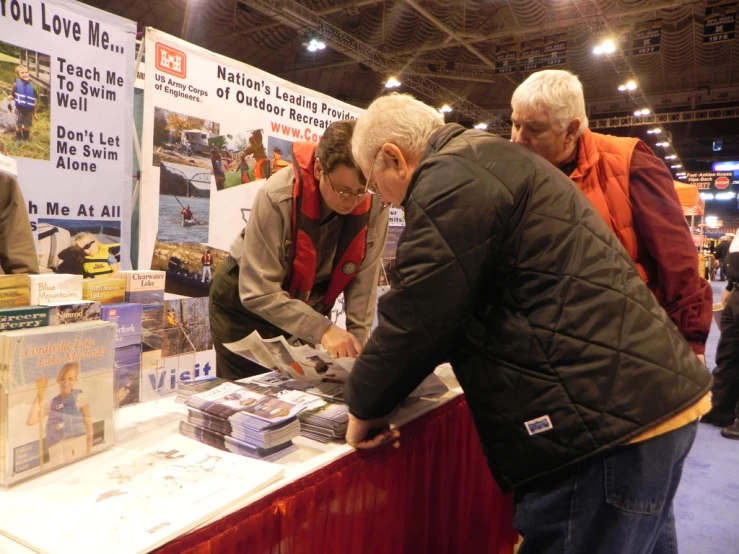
152, 107, 220, 170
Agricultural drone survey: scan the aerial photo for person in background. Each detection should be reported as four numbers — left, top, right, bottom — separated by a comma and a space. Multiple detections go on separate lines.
211, 149, 226, 190
181, 204, 194, 224
702, 234, 739, 439
0, 139, 39, 274
201, 248, 213, 283
209, 119, 389, 380
510, 69, 712, 363
715, 234, 732, 281
7, 64, 38, 142
344, 93, 711, 554
271, 147, 290, 174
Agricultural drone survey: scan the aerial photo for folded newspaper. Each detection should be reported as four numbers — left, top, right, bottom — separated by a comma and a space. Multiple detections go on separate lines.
224, 331, 449, 400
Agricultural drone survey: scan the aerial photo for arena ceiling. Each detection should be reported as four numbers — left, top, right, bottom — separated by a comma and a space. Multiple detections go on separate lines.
82, 0, 739, 171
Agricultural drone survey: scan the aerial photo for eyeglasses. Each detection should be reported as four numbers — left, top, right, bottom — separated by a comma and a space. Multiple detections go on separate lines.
81, 241, 95, 250
324, 169, 372, 198
362, 149, 382, 196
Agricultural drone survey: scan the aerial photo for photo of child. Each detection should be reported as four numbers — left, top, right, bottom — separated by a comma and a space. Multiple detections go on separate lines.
26, 362, 91, 466
73, 232, 122, 278
0, 41, 51, 160
36, 219, 121, 278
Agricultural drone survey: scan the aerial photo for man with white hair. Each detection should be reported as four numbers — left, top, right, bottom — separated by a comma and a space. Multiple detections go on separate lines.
344, 93, 711, 553
511, 69, 711, 363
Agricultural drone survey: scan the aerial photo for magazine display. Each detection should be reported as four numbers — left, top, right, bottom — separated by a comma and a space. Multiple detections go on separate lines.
0, 321, 117, 486
101, 304, 144, 408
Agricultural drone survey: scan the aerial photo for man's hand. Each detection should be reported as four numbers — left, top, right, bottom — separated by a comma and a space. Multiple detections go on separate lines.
697, 354, 706, 366
321, 324, 362, 358
346, 413, 400, 450
722, 289, 731, 307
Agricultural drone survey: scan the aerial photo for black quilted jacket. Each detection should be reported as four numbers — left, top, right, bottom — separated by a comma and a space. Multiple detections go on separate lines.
345, 124, 711, 492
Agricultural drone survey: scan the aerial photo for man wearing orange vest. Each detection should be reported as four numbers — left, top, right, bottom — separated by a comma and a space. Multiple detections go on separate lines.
510, 69, 712, 363
209, 120, 389, 379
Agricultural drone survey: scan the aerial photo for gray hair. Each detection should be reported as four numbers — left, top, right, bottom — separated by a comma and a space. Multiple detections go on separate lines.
352, 93, 444, 172
511, 70, 589, 136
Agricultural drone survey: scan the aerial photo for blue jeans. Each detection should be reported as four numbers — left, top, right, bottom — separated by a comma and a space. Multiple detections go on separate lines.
514, 421, 697, 554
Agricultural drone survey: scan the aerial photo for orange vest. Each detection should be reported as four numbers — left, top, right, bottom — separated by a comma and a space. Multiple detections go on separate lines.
569, 130, 657, 288
286, 142, 371, 307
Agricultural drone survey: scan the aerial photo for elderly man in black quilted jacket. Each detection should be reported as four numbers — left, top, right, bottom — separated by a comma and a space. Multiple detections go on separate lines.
344, 93, 711, 554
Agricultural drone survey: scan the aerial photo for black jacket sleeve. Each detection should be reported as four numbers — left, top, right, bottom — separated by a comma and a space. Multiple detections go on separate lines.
344, 154, 504, 420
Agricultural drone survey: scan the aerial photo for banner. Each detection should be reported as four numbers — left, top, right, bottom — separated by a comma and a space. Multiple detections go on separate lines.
704, 1, 736, 43
494, 43, 517, 75
519, 39, 543, 73
685, 171, 733, 190
541, 34, 567, 67
139, 29, 362, 300
0, 0, 135, 275
632, 19, 661, 55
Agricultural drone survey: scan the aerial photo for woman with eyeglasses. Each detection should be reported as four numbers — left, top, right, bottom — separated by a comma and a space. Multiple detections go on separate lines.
209, 119, 389, 380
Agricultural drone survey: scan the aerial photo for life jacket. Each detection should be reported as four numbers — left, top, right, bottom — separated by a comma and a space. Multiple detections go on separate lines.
285, 142, 370, 307
202, 253, 212, 266
45, 390, 86, 447
569, 130, 656, 287
82, 243, 121, 278
14, 78, 35, 109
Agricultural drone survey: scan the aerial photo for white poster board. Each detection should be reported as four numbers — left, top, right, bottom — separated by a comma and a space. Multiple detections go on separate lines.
138, 28, 362, 299
0, 0, 135, 272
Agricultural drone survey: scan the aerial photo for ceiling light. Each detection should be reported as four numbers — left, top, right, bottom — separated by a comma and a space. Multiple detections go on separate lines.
671, 164, 682, 168
618, 85, 627, 91
307, 38, 326, 52
620, 80, 638, 91
656, 141, 670, 147
634, 108, 651, 116
439, 104, 452, 113
647, 128, 662, 134
593, 39, 616, 55
665, 155, 677, 160
474, 123, 488, 130
385, 76, 401, 89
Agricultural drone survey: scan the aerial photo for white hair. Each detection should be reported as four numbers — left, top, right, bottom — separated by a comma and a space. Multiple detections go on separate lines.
511, 70, 589, 136
352, 93, 445, 172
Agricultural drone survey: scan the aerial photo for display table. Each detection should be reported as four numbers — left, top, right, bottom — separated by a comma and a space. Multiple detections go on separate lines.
154, 395, 516, 554
0, 372, 516, 554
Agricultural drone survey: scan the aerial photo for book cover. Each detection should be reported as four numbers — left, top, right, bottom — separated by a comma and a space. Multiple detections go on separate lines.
119, 271, 166, 304
46, 301, 102, 326
0, 306, 50, 332
28, 274, 83, 306
1, 321, 116, 485
115, 344, 142, 408
101, 303, 143, 349
82, 278, 126, 304
0, 274, 31, 308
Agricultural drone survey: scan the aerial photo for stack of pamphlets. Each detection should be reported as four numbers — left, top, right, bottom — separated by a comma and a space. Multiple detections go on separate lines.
298, 403, 349, 443
180, 382, 306, 461
175, 377, 226, 404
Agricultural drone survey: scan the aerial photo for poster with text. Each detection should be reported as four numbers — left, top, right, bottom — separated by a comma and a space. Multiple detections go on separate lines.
0, 0, 135, 274
139, 28, 362, 298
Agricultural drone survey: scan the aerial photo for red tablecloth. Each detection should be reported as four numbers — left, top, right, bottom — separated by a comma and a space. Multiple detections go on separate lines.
154, 396, 517, 554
